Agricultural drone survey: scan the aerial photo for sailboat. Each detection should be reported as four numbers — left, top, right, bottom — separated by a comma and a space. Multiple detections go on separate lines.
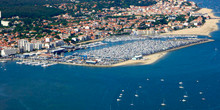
161, 99, 166, 106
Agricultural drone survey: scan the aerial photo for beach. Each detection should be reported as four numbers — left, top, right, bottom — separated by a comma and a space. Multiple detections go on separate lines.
163, 8, 220, 37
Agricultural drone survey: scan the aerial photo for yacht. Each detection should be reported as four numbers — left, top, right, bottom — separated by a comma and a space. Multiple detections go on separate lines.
179, 86, 184, 89
182, 99, 186, 102
161, 99, 166, 106
116, 99, 121, 102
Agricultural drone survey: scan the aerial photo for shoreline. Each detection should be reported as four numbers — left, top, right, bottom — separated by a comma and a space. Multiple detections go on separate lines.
9, 8, 219, 68
162, 8, 220, 37
59, 39, 214, 67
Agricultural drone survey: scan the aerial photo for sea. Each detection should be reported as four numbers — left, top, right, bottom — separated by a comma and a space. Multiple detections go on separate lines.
0, 0, 220, 110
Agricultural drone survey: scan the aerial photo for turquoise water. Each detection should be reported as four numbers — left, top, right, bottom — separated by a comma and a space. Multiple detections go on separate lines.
1, 1, 220, 110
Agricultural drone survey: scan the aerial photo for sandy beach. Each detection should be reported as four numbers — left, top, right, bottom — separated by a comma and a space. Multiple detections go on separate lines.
163, 8, 220, 37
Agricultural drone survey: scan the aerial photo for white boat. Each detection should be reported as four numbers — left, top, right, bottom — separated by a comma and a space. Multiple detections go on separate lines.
161, 103, 166, 106
41, 64, 48, 68
161, 99, 166, 106
184, 92, 188, 98
182, 99, 186, 102
116, 99, 121, 102
135, 94, 138, 97
179, 86, 184, 89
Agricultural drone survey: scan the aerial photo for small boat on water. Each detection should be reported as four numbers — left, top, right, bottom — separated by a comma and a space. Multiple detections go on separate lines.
184, 95, 188, 98
182, 99, 186, 102
135, 94, 139, 97
184, 92, 188, 98
116, 99, 121, 102
161, 99, 166, 106
179, 86, 184, 89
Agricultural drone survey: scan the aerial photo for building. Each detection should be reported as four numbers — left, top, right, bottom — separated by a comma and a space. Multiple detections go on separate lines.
34, 43, 42, 50
45, 38, 52, 43
132, 55, 143, 60
1, 48, 17, 57
18, 39, 28, 49
55, 40, 65, 46
25, 43, 34, 52
1, 20, 10, 27
0, 11, 1, 18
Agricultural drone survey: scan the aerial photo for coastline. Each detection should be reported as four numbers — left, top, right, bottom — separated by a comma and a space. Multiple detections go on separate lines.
59, 39, 214, 67
11, 8, 219, 68
162, 8, 220, 37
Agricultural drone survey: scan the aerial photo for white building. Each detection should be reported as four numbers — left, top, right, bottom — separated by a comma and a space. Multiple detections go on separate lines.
44, 43, 50, 49
18, 39, 28, 49
25, 43, 34, 52
34, 43, 42, 50
1, 48, 17, 57
1, 20, 10, 27
45, 38, 52, 43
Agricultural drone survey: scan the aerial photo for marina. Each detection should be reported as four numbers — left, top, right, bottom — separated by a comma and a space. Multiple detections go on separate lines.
12, 35, 214, 67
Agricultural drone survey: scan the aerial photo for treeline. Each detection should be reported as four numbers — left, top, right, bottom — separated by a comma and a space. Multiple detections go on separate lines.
83, 0, 157, 9
0, 0, 157, 18
1, 6, 64, 18
0, 0, 69, 18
